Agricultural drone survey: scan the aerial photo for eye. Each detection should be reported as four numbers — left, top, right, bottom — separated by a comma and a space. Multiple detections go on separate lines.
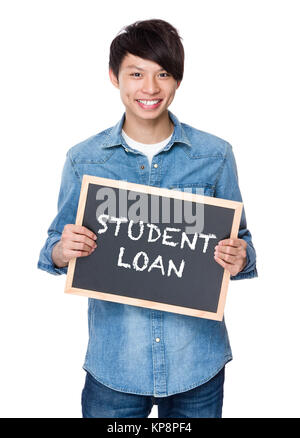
159, 73, 170, 78
130, 72, 142, 78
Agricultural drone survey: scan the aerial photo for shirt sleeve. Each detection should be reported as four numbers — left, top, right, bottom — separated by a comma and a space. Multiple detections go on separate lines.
37, 150, 82, 276
215, 142, 258, 280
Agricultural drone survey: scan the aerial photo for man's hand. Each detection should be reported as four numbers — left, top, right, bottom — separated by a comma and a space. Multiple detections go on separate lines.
52, 224, 98, 268
214, 238, 247, 277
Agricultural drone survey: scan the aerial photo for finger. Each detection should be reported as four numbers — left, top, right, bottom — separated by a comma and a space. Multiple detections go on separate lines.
218, 238, 240, 248
65, 249, 93, 260
69, 241, 96, 253
69, 233, 98, 250
215, 245, 238, 256
214, 251, 235, 265
214, 255, 231, 270
219, 238, 247, 249
66, 224, 97, 241
214, 255, 237, 275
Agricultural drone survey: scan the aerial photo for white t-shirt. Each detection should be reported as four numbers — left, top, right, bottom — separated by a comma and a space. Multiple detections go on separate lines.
122, 129, 173, 165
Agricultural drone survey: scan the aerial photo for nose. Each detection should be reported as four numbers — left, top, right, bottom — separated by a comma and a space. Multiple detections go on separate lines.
141, 75, 160, 95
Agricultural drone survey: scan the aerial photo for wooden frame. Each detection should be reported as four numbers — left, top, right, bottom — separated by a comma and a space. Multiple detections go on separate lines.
65, 175, 243, 321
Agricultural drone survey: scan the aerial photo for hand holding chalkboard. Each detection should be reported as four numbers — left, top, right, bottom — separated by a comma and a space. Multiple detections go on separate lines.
214, 238, 248, 277
52, 224, 98, 268
65, 176, 244, 321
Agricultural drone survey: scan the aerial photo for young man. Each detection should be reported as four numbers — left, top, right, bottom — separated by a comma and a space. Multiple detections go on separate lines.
37, 19, 257, 418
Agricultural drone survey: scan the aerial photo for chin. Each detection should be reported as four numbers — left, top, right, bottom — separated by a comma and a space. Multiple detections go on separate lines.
134, 107, 168, 118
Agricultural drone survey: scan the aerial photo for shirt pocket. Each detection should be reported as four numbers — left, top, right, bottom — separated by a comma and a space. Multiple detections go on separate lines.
167, 182, 215, 197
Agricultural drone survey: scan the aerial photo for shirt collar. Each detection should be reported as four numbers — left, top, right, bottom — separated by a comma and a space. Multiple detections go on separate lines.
102, 110, 192, 151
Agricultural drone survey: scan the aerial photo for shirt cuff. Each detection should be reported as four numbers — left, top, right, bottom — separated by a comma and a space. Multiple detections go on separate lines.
37, 236, 68, 276
230, 267, 258, 280
37, 260, 68, 276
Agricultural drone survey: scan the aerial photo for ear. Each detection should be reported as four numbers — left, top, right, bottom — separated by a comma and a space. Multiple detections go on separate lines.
176, 80, 181, 90
109, 68, 119, 89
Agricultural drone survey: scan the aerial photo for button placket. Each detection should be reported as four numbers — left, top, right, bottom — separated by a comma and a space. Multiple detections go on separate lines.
151, 310, 167, 396
148, 154, 163, 187
135, 155, 149, 184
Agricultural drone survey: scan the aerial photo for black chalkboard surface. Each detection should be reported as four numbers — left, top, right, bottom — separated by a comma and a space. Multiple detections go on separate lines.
65, 175, 243, 320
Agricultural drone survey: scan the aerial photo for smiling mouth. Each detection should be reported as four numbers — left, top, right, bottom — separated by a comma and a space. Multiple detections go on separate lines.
135, 99, 163, 109
136, 99, 162, 104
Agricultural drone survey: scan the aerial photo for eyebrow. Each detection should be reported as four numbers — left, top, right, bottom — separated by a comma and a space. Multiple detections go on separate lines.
125, 64, 166, 72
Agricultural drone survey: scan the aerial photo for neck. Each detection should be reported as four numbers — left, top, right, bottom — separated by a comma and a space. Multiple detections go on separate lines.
122, 110, 174, 144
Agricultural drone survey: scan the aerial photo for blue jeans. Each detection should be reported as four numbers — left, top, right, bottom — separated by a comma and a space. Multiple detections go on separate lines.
81, 367, 225, 418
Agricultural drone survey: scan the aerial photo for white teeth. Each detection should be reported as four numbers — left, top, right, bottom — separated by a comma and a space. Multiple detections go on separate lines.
137, 99, 161, 105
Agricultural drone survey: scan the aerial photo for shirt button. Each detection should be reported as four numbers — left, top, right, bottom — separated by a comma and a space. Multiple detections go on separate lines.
141, 165, 145, 169
155, 337, 160, 343
125, 148, 128, 152
153, 163, 158, 168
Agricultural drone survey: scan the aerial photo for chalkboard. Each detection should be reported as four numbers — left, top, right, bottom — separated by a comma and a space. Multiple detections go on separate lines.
65, 175, 243, 320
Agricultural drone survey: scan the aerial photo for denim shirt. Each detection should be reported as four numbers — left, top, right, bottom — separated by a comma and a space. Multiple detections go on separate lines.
37, 110, 257, 397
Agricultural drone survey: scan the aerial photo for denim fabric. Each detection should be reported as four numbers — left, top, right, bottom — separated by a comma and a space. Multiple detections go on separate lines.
37, 110, 257, 397
81, 367, 225, 418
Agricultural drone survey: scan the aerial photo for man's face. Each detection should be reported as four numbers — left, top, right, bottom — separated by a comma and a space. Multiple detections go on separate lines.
109, 53, 180, 121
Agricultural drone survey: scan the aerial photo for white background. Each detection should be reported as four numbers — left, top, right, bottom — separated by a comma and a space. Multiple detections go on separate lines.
0, 0, 299, 418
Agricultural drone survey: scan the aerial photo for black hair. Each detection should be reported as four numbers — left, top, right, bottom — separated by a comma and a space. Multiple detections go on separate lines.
109, 19, 184, 82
